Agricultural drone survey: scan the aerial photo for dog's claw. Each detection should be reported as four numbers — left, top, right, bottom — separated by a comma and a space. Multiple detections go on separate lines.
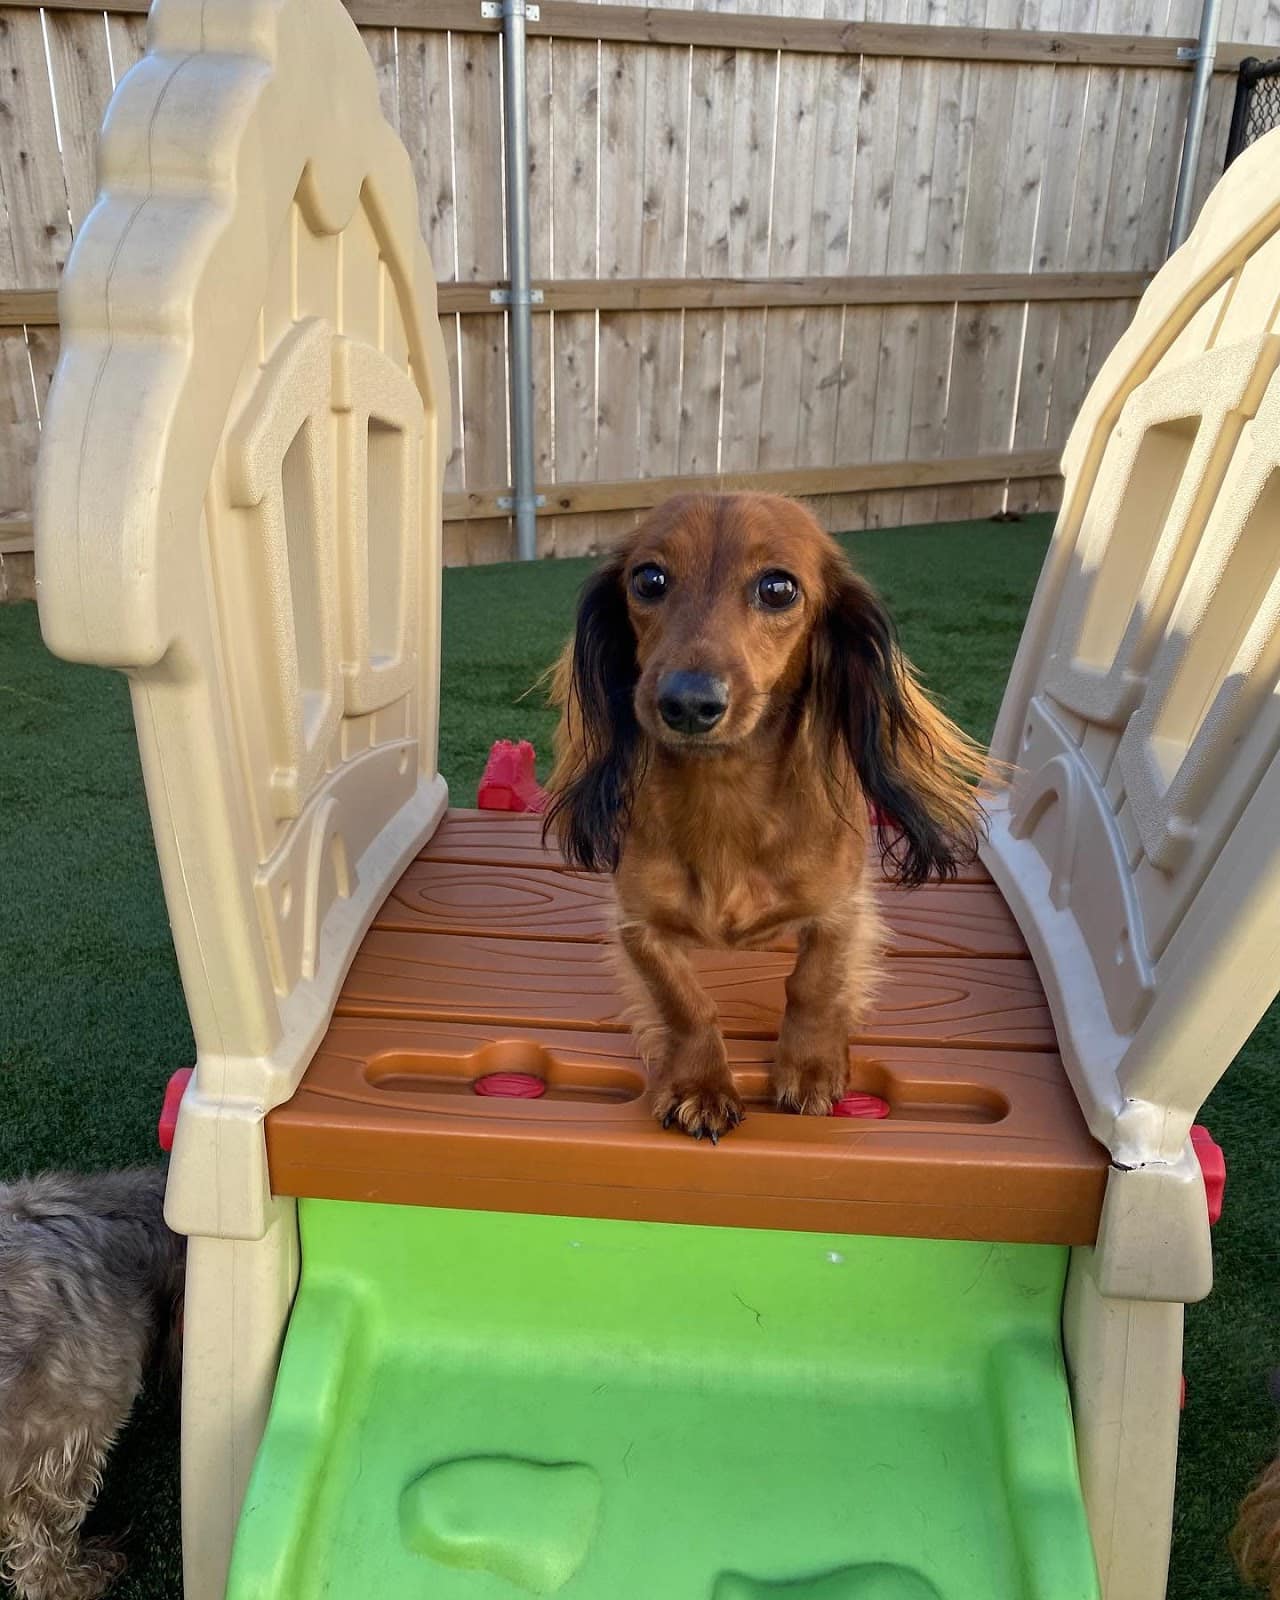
708, 1128, 719, 1145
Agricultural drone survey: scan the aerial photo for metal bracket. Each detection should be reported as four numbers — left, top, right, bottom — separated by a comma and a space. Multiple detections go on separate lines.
496, 493, 547, 512
482, 1, 540, 17
1176, 44, 1200, 59
490, 287, 544, 306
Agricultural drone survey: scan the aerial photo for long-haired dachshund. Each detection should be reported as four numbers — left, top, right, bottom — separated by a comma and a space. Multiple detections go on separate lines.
544, 492, 987, 1140
1233, 1371, 1280, 1596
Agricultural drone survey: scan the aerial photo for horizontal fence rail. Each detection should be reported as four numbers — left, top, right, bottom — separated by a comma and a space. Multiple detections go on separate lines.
2, 0, 1278, 565
0, 271, 1154, 325
24, 0, 1264, 71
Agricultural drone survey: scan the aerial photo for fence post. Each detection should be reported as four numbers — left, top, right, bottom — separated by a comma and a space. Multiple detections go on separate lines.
1169, 0, 1224, 253
486, 0, 541, 560
1224, 60, 1261, 168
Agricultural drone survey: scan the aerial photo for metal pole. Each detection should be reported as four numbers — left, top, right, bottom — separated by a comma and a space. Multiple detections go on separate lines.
1169, 0, 1224, 254
497, 0, 539, 560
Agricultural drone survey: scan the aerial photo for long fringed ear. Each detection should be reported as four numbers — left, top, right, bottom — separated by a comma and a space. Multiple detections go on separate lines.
811, 558, 987, 886
541, 554, 643, 873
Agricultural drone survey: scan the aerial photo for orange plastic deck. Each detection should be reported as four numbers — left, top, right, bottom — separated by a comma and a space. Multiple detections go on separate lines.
268, 810, 1107, 1243
378, 860, 1029, 957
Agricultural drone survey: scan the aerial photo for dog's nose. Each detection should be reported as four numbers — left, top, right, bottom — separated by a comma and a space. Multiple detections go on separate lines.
657, 671, 729, 735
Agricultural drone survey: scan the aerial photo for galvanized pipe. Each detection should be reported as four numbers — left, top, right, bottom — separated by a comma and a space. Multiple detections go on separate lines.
1169, 0, 1225, 253
499, 0, 539, 560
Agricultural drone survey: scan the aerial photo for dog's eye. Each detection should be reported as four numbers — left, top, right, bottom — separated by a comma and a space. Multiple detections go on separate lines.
631, 563, 668, 601
756, 570, 799, 610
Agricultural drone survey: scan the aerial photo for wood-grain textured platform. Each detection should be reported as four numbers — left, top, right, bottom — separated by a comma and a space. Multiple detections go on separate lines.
268, 810, 1108, 1244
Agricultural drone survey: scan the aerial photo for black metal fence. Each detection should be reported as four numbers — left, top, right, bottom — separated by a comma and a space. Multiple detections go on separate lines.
1226, 57, 1280, 167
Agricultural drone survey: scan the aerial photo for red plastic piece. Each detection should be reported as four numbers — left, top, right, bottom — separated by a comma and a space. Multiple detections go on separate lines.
1191, 1124, 1226, 1225
473, 1072, 548, 1099
831, 1093, 891, 1120
477, 740, 547, 814
158, 1067, 194, 1153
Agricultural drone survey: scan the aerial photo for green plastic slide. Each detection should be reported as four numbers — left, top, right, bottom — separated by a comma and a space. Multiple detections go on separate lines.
227, 1201, 1099, 1599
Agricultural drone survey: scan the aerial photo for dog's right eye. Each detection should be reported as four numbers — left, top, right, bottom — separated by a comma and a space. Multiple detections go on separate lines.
631, 563, 668, 601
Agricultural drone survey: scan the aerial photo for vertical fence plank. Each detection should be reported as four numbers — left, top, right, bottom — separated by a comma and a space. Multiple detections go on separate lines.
637, 44, 692, 490
788, 47, 859, 532
893, 0, 967, 528
546, 36, 599, 555
716, 31, 777, 475
398, 27, 465, 500
363, 27, 399, 132
759, 6, 822, 478
451, 29, 510, 562
871, 22, 946, 529
679, 43, 732, 478
106, 12, 147, 79
0, 8, 72, 535
831, 45, 904, 530
44, 11, 115, 231
592, 29, 646, 554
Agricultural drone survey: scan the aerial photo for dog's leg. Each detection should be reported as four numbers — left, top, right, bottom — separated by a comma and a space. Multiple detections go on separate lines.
618, 921, 744, 1140
774, 915, 866, 1115
0, 1428, 127, 1600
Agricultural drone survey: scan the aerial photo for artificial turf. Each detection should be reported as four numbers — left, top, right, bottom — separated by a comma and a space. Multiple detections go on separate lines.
1, 514, 1275, 1600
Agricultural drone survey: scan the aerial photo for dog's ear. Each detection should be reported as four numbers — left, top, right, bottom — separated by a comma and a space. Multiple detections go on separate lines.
543, 553, 643, 873
811, 558, 984, 886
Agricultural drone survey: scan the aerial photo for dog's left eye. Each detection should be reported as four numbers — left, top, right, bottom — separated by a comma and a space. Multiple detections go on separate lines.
631, 563, 668, 601
756, 570, 799, 610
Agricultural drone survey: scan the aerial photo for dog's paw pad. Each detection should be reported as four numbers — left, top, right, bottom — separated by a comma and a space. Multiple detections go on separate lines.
399, 1455, 601, 1595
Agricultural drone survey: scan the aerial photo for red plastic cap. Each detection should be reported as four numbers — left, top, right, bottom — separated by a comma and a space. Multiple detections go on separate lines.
1191, 1124, 1226, 1225
477, 740, 547, 814
158, 1067, 194, 1153
832, 1094, 891, 1120
473, 1072, 548, 1099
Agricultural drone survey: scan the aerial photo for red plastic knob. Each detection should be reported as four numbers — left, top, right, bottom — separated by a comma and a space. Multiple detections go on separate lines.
1191, 1124, 1226, 1225
831, 1093, 891, 1119
473, 1072, 548, 1099
477, 740, 547, 814
158, 1067, 193, 1153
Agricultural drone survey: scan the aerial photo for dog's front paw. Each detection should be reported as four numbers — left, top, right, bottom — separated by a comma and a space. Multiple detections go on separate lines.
773, 1027, 849, 1116
650, 1032, 744, 1142
652, 1082, 745, 1142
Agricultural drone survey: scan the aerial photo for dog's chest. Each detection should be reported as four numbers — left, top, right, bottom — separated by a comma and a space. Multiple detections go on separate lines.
642, 847, 821, 949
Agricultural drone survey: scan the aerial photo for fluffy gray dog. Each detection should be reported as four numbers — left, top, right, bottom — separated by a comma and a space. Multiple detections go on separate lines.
0, 1167, 185, 1600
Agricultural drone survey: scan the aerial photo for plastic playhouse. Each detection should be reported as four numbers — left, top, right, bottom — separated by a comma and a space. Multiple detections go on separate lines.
32, 1, 1280, 1596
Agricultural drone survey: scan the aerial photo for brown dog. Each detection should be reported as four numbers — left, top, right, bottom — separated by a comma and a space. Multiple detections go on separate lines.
544, 493, 986, 1139
1235, 1454, 1280, 1596
1233, 1374, 1280, 1597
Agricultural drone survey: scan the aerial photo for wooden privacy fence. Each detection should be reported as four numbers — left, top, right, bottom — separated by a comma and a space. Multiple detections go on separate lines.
2, 0, 1279, 566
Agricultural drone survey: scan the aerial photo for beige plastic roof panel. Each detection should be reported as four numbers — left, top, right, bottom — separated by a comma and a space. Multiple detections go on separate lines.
986, 128, 1280, 1170
35, 0, 452, 1239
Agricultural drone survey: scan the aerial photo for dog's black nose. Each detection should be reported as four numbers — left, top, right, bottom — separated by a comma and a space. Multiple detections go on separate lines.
657, 672, 729, 735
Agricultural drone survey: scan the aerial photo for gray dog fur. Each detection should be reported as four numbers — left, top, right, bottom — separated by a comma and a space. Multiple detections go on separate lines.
0, 1167, 185, 1600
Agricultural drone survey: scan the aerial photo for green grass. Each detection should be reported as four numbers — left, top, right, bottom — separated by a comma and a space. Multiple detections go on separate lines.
1, 514, 1275, 1599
